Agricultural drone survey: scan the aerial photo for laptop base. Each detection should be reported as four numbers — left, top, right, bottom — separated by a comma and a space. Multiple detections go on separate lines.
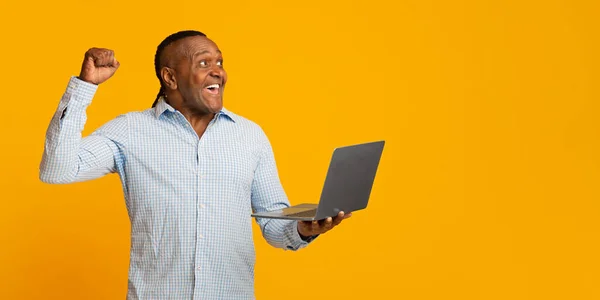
251, 203, 319, 221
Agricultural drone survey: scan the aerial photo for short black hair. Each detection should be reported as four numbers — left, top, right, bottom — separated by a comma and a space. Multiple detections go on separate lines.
152, 30, 207, 107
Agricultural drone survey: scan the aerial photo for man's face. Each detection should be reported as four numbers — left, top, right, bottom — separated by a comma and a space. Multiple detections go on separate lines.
167, 36, 227, 114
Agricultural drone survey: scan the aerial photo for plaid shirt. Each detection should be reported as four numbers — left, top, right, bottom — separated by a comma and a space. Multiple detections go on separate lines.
40, 77, 314, 299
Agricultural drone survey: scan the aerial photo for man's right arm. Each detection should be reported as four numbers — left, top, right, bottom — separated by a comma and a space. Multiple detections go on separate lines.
39, 48, 123, 184
40, 77, 128, 183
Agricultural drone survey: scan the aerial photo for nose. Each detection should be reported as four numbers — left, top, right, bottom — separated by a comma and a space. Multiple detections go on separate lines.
209, 65, 223, 79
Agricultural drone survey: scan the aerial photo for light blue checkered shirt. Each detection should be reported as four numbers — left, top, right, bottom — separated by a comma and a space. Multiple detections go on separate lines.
40, 77, 314, 299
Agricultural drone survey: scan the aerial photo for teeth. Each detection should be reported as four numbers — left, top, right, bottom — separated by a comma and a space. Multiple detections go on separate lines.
206, 84, 220, 89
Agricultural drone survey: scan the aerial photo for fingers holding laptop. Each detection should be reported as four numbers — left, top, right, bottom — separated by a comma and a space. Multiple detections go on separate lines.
298, 211, 352, 237
329, 211, 352, 228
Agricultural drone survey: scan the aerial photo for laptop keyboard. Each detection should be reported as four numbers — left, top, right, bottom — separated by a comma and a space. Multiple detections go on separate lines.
286, 209, 317, 218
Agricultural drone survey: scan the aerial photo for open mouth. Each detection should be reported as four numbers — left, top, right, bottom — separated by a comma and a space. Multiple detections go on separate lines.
204, 83, 220, 95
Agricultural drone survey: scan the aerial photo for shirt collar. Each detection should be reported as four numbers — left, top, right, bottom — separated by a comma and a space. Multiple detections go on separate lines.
218, 107, 237, 123
154, 97, 237, 123
154, 97, 175, 118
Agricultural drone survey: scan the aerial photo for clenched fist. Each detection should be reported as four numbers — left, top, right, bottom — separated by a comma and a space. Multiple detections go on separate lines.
79, 48, 120, 85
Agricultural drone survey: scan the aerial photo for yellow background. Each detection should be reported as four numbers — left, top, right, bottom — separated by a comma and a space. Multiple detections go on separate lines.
1, 0, 599, 299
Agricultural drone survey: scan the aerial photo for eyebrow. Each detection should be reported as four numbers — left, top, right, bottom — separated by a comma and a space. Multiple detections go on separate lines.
193, 49, 222, 57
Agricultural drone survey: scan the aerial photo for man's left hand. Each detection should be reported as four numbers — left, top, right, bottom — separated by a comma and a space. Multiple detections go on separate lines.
298, 211, 352, 238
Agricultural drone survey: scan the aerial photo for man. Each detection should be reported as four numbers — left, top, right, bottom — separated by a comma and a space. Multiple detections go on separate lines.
39, 30, 350, 299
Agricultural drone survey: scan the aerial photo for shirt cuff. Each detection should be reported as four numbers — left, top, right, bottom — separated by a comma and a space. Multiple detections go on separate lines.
62, 76, 98, 108
285, 221, 318, 251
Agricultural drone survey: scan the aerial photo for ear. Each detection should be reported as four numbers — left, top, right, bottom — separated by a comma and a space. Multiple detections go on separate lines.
161, 67, 177, 90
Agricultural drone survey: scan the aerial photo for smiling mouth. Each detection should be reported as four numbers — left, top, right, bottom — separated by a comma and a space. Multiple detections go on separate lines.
204, 83, 220, 95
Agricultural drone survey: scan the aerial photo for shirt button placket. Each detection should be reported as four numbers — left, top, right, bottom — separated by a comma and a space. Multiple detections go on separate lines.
194, 138, 204, 297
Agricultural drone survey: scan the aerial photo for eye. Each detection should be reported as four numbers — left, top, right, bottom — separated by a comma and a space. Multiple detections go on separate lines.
217, 60, 223, 67
199, 60, 208, 67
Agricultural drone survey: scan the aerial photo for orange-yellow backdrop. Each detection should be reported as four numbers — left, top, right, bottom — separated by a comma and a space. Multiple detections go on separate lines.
1, 0, 599, 299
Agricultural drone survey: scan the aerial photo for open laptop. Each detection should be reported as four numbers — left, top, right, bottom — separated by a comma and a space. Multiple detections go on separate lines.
251, 140, 385, 221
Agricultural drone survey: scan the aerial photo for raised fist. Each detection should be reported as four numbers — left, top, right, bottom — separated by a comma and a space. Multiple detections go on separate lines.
79, 48, 120, 85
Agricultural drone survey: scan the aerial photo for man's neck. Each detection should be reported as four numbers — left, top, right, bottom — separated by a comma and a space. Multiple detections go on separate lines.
169, 101, 216, 139
184, 110, 215, 139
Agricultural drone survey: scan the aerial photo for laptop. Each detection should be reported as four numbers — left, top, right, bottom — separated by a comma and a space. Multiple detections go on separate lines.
251, 140, 385, 221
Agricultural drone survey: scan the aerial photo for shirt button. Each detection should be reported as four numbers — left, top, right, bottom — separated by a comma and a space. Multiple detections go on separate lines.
199, 234, 204, 239
200, 204, 206, 209
197, 266, 202, 270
